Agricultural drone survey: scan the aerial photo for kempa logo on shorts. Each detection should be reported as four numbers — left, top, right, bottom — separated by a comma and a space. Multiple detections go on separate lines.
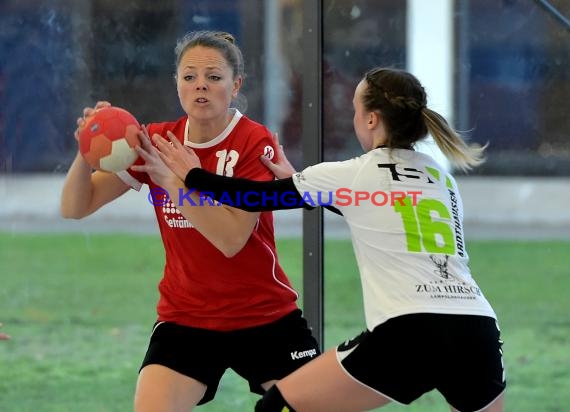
290, 349, 317, 360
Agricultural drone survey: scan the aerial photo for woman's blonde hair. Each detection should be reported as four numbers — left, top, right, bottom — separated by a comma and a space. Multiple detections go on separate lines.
362, 67, 485, 171
174, 30, 244, 79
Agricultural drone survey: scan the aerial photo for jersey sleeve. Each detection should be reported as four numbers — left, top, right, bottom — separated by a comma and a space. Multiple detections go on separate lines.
291, 158, 360, 208
116, 156, 147, 191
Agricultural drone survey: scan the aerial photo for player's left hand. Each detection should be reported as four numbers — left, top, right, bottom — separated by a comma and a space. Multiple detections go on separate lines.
74, 101, 111, 143
153, 131, 202, 181
132, 126, 181, 189
260, 132, 297, 179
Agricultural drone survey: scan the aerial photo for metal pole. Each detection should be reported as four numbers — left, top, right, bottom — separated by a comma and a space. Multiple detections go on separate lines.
456, 0, 471, 134
302, 0, 324, 350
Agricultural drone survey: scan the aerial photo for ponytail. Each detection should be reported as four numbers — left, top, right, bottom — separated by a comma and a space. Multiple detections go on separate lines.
422, 108, 486, 171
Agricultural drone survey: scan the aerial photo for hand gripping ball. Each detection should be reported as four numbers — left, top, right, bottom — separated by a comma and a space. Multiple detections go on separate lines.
78, 106, 141, 172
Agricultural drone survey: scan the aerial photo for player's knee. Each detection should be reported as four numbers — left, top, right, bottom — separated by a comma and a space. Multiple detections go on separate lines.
255, 385, 296, 412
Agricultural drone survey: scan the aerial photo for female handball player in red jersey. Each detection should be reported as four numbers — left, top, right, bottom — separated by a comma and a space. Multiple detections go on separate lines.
61, 31, 319, 412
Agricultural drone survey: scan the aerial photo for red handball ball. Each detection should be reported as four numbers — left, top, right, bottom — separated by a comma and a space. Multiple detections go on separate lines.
78, 106, 141, 172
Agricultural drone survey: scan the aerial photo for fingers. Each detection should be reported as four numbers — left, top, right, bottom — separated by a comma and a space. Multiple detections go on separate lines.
76, 101, 112, 141
83, 106, 100, 119
259, 152, 295, 180
185, 146, 197, 157
153, 136, 174, 165
185, 147, 201, 169
133, 145, 152, 163
82, 101, 111, 119
154, 132, 194, 162
156, 149, 170, 165
271, 132, 288, 162
94, 101, 111, 110
134, 129, 158, 162
135, 125, 154, 152
138, 124, 150, 144
166, 131, 184, 148
152, 133, 172, 153
152, 134, 179, 170
259, 155, 278, 173
82, 101, 111, 116
131, 141, 158, 172
74, 118, 85, 142
140, 124, 150, 136
137, 129, 153, 151
272, 132, 281, 146
134, 130, 175, 166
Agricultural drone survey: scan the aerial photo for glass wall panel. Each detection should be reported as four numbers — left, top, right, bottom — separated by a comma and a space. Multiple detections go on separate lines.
323, 0, 406, 161
0, 0, 304, 175
321, 0, 570, 175
456, 0, 570, 175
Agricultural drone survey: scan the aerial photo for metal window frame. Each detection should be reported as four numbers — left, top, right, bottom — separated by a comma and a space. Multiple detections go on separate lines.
302, 0, 324, 350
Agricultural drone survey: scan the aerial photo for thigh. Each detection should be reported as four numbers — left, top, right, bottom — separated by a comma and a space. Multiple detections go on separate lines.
336, 319, 436, 406
138, 321, 228, 405
277, 349, 392, 412
135, 364, 206, 412
230, 310, 321, 395
449, 392, 505, 412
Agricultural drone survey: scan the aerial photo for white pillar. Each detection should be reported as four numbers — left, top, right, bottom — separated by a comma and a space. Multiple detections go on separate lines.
407, 0, 453, 171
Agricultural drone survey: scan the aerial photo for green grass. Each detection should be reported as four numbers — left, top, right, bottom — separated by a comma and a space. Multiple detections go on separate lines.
1, 233, 568, 411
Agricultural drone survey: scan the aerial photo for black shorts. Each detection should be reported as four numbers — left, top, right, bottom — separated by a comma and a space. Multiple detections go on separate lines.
337, 313, 506, 412
140, 309, 320, 405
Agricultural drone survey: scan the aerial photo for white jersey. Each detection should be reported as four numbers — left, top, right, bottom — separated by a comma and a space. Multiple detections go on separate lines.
292, 148, 496, 331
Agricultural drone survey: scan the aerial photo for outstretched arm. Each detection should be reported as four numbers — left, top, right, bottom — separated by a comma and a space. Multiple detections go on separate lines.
153, 131, 342, 215
184, 168, 307, 212
184, 169, 343, 216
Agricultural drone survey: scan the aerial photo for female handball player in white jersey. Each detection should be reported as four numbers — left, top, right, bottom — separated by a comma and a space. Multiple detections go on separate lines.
137, 66, 506, 412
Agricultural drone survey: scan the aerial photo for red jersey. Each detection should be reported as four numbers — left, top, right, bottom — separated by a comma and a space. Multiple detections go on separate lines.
117, 110, 299, 331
